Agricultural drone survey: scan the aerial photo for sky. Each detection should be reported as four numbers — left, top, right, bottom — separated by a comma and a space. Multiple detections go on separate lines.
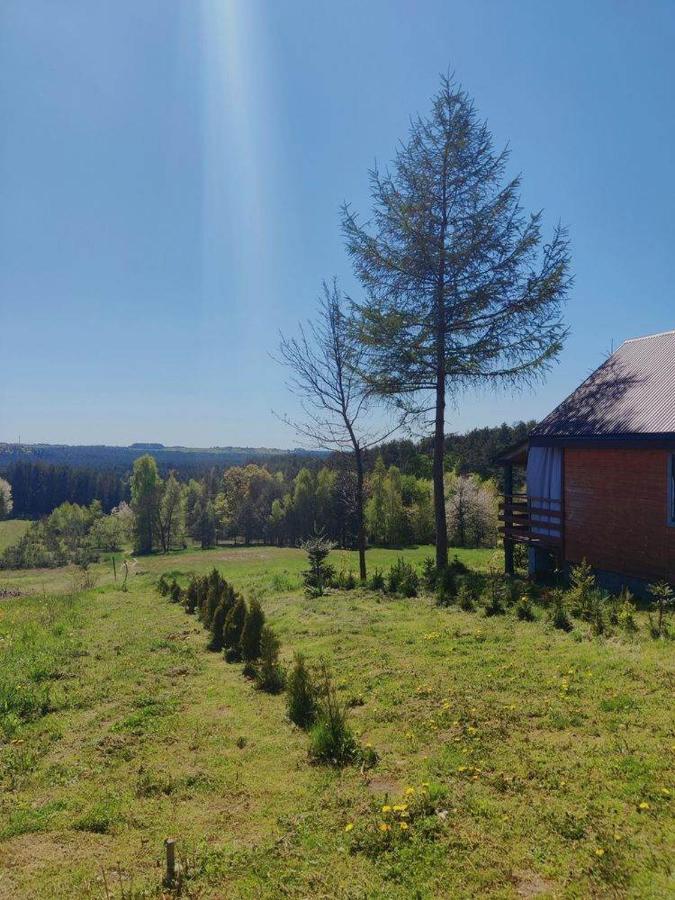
1, 0, 674, 448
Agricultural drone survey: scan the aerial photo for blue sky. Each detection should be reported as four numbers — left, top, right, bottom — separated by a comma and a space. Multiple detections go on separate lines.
1, 1, 674, 447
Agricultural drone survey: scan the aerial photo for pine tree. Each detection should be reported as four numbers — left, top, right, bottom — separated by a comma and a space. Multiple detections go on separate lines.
343, 76, 571, 569
223, 596, 247, 660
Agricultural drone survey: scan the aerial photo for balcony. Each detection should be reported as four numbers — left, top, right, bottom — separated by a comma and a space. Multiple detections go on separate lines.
499, 493, 563, 573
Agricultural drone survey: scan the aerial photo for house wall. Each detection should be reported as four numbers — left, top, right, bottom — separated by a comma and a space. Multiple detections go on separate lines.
564, 448, 675, 582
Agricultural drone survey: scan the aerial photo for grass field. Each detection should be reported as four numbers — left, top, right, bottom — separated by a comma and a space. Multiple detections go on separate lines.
0, 519, 30, 554
0, 545, 673, 898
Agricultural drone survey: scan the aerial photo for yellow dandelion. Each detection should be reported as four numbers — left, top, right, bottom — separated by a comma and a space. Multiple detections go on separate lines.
378, 822, 390, 832
421, 781, 430, 788
344, 823, 354, 832
595, 848, 605, 857
381, 805, 392, 813
404, 787, 415, 796
639, 801, 650, 810
399, 821, 409, 830
660, 788, 671, 796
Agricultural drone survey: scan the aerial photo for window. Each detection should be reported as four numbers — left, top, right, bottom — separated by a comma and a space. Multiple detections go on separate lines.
670, 454, 675, 526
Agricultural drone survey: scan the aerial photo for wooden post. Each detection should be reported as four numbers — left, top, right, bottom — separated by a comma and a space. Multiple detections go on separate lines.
164, 838, 176, 886
503, 463, 514, 576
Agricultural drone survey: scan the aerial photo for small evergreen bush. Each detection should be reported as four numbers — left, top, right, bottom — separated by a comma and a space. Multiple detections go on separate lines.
457, 579, 476, 612
240, 597, 265, 662
208, 602, 228, 652
568, 559, 596, 620
184, 577, 202, 615
286, 653, 317, 729
648, 580, 674, 638
617, 588, 638, 633
386, 558, 419, 597
482, 570, 507, 616
435, 567, 458, 606
549, 589, 572, 631
421, 557, 437, 591
515, 594, 535, 621
156, 574, 171, 597
169, 580, 183, 604
368, 568, 385, 591
308, 663, 357, 766
223, 595, 247, 661
255, 626, 285, 693
300, 534, 336, 598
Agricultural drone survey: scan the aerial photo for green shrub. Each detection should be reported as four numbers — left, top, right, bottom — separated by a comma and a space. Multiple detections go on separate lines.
203, 568, 226, 627
515, 594, 535, 621
482, 571, 507, 616
549, 589, 572, 631
589, 591, 608, 636
457, 580, 476, 612
368, 568, 385, 591
648, 580, 674, 638
568, 559, 596, 620
300, 534, 336, 598
435, 567, 458, 606
286, 653, 317, 729
184, 577, 203, 615
386, 558, 419, 597
223, 596, 247, 661
240, 597, 265, 662
255, 626, 285, 694
208, 602, 228, 652
156, 574, 171, 597
169, 580, 183, 604
421, 557, 437, 591
309, 663, 357, 766
617, 588, 638, 633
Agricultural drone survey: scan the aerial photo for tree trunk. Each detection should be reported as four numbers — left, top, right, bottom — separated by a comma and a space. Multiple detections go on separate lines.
355, 446, 367, 581
433, 369, 448, 570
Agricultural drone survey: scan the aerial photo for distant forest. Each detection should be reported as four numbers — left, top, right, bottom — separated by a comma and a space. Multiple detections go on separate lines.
0, 422, 533, 520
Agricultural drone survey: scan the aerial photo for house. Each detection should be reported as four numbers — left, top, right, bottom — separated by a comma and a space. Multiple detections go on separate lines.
499, 329, 675, 591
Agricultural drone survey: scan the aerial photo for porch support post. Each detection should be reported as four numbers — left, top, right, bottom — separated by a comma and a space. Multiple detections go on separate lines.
503, 463, 514, 576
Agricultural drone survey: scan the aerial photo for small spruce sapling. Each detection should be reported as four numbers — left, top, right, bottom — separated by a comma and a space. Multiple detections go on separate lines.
301, 533, 335, 598
286, 653, 316, 729
240, 598, 265, 662
255, 626, 285, 693
223, 596, 247, 662
648, 580, 674, 638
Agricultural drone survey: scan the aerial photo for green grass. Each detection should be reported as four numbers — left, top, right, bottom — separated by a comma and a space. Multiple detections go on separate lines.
0, 545, 673, 898
0, 519, 31, 553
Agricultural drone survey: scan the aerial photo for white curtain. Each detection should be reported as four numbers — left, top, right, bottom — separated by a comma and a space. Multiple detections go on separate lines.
526, 446, 562, 538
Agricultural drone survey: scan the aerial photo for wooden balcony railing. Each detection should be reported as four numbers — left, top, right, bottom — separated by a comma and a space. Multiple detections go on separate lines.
499, 493, 563, 550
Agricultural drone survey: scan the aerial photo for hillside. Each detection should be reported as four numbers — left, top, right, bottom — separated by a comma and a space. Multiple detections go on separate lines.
0, 546, 672, 898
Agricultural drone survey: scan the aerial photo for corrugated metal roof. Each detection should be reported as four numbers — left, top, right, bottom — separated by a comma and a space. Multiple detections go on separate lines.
532, 329, 675, 438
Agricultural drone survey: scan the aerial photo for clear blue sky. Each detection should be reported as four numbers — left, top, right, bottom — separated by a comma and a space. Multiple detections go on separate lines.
1, 1, 674, 447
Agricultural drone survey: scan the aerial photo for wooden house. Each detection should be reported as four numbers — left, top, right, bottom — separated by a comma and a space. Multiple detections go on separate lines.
499, 330, 675, 590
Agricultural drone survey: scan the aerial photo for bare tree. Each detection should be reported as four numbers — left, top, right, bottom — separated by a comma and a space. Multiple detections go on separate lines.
277, 280, 401, 580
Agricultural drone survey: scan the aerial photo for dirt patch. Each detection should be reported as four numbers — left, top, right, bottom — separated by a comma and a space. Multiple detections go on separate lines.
365, 775, 401, 796
514, 871, 558, 897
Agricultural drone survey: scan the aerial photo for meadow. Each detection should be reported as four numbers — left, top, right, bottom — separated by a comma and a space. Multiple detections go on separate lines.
0, 544, 673, 899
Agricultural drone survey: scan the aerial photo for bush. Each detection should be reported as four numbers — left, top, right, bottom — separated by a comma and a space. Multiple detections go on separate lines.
223, 596, 247, 661
549, 589, 572, 631
157, 574, 171, 597
368, 568, 385, 591
435, 567, 458, 606
482, 571, 507, 616
169, 580, 183, 604
309, 663, 357, 766
203, 568, 226, 627
457, 579, 476, 612
386, 558, 419, 597
240, 598, 265, 662
300, 534, 336, 598
208, 602, 228, 652
255, 626, 285, 693
421, 557, 437, 591
568, 559, 596, 620
286, 653, 317, 729
617, 588, 638, 633
648, 580, 674, 638
515, 594, 535, 621
184, 576, 204, 615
